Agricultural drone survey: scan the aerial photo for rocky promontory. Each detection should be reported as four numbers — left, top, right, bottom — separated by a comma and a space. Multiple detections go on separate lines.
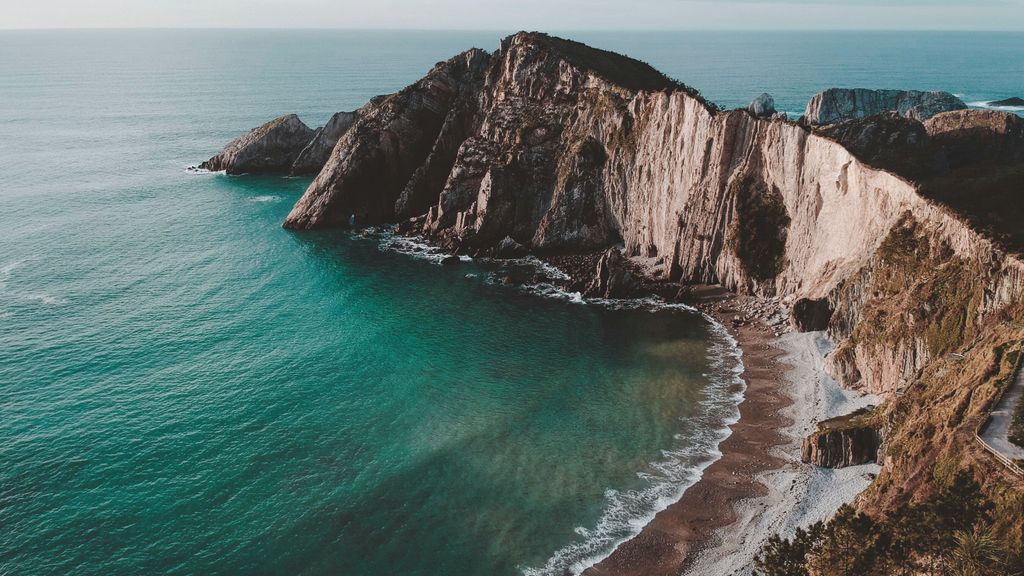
202, 31, 1024, 572
200, 114, 315, 174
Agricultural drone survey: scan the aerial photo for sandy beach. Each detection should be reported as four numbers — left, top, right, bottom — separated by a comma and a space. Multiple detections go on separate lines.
585, 291, 880, 576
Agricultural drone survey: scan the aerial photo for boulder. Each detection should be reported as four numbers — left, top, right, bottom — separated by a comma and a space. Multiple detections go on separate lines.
584, 247, 639, 299
747, 93, 777, 118
200, 114, 315, 174
804, 88, 966, 125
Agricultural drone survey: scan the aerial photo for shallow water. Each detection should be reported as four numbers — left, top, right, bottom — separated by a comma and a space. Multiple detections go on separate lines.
1, 29, 1021, 576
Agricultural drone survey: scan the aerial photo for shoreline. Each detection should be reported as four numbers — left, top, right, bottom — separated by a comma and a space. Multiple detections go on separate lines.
585, 288, 879, 576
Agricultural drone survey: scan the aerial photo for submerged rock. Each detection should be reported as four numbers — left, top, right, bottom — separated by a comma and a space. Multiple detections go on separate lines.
804, 88, 966, 125
747, 93, 777, 118
200, 114, 315, 174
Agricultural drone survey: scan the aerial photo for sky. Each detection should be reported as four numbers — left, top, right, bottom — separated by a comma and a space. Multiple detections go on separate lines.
2, 0, 1023, 31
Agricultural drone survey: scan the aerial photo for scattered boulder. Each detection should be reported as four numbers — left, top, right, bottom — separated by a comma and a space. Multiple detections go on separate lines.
790, 297, 834, 332
747, 93, 777, 118
801, 407, 883, 468
584, 247, 639, 298
989, 96, 1024, 107
804, 88, 966, 125
200, 114, 315, 174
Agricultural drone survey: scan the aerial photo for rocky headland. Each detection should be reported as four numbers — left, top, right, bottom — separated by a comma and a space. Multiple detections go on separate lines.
203, 32, 1024, 574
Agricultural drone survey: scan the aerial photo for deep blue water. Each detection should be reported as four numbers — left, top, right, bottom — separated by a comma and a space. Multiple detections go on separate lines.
1, 29, 1021, 576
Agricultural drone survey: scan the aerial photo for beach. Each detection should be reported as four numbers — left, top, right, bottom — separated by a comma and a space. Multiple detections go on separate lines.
586, 291, 880, 576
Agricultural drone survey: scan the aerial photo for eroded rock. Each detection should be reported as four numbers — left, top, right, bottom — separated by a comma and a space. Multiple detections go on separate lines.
804, 88, 966, 125
200, 114, 315, 174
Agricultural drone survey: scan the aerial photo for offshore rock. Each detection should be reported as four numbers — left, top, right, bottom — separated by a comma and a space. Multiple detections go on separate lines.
804, 88, 966, 125
747, 93, 777, 118
585, 247, 639, 298
989, 96, 1024, 107
200, 114, 315, 174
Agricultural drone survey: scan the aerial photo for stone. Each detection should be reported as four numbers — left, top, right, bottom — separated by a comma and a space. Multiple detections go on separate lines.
747, 93, 776, 118
804, 88, 966, 125
200, 114, 315, 174
584, 248, 639, 299
494, 236, 528, 257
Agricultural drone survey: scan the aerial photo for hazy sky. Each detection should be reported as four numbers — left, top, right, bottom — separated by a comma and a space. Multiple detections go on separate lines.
2, 0, 1023, 30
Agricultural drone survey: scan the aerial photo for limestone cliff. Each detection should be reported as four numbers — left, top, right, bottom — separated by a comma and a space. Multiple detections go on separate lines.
273, 30, 1024, 542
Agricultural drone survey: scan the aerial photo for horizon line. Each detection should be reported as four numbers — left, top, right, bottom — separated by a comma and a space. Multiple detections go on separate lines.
2, 26, 1024, 33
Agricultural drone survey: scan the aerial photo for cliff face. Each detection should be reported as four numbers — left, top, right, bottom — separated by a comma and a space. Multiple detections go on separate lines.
284, 32, 1024, 393
277, 32, 1024, 518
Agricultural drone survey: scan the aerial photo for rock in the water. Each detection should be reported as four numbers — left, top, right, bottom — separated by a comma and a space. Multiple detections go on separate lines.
989, 96, 1024, 107
790, 297, 833, 332
290, 111, 359, 175
801, 408, 882, 468
585, 248, 639, 298
200, 114, 315, 174
747, 93, 776, 118
804, 88, 966, 125
494, 236, 528, 257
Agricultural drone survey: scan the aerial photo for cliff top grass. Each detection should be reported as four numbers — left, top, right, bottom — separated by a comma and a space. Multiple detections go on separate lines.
513, 32, 719, 108
813, 406, 880, 434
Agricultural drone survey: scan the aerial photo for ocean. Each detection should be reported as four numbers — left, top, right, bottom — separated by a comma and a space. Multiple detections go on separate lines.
1, 29, 1021, 576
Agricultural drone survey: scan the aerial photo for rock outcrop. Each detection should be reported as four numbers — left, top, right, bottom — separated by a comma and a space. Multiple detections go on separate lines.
200, 114, 315, 174
290, 111, 359, 175
804, 88, 966, 125
747, 93, 776, 118
801, 408, 883, 468
989, 96, 1024, 107
585, 247, 639, 298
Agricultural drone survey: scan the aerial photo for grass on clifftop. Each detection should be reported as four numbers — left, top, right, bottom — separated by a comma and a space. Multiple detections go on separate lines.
520, 32, 720, 108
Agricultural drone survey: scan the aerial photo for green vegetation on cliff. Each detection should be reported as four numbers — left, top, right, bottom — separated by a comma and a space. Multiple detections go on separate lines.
755, 472, 1024, 575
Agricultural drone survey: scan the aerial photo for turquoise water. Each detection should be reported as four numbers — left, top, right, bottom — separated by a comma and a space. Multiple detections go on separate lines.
1, 30, 1022, 576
